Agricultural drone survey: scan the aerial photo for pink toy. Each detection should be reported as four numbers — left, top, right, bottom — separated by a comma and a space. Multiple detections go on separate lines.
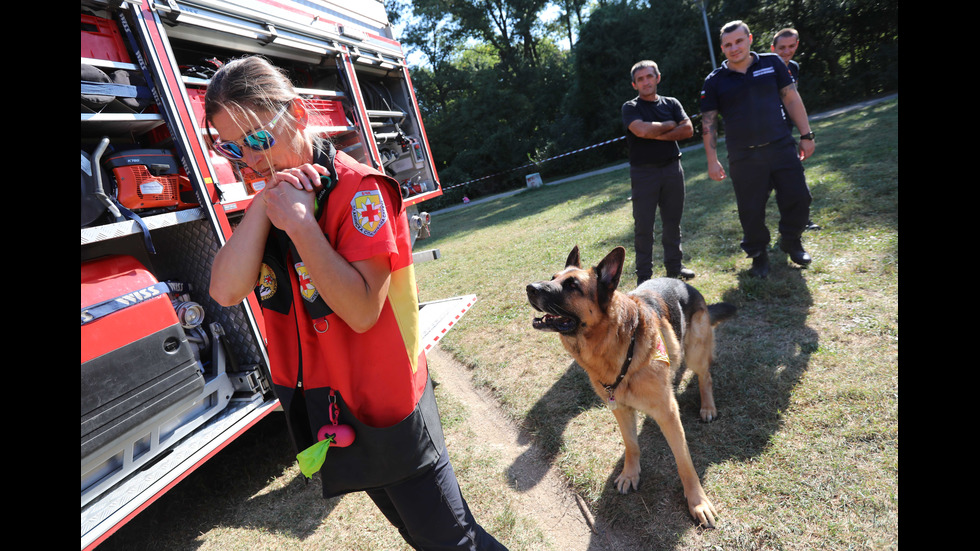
317, 391, 355, 447
317, 423, 355, 447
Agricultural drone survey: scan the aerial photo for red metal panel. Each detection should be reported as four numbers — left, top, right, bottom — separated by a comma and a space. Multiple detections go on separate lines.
339, 50, 384, 170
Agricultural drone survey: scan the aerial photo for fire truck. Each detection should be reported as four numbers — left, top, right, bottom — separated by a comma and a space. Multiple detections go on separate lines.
81, 1, 473, 548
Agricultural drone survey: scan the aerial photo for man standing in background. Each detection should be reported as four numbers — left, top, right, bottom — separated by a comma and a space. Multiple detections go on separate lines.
622, 60, 695, 284
773, 28, 820, 232
771, 28, 800, 81
700, 21, 816, 278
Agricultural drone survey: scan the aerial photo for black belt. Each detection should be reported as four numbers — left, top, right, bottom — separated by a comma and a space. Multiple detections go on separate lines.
746, 135, 794, 150
633, 156, 680, 168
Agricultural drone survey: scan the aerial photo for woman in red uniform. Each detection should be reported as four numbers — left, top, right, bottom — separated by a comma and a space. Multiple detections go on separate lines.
206, 56, 504, 550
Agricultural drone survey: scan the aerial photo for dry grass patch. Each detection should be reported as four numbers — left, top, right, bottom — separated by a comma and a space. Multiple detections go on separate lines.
416, 99, 898, 549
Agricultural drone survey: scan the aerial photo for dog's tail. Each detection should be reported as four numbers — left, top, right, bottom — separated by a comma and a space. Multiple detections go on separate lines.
708, 302, 737, 326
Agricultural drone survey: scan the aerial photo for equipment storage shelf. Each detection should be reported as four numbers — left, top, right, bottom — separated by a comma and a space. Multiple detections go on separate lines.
83, 12, 204, 243
81, 208, 206, 246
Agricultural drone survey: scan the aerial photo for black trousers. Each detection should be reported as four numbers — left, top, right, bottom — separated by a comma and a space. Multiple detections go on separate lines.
366, 447, 508, 550
629, 158, 686, 279
728, 138, 811, 257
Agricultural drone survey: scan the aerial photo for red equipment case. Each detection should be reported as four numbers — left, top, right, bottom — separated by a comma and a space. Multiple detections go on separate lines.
80, 255, 204, 465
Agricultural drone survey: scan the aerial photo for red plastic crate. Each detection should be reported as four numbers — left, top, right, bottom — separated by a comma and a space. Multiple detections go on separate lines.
306, 98, 346, 129
186, 87, 207, 126
81, 14, 131, 63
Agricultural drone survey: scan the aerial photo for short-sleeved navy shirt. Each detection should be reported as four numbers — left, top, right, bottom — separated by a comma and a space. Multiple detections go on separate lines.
700, 52, 795, 152
783, 60, 800, 130
622, 95, 688, 165
787, 59, 799, 81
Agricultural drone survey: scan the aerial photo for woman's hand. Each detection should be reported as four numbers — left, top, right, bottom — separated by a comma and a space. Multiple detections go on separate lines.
275, 163, 328, 192
262, 163, 326, 235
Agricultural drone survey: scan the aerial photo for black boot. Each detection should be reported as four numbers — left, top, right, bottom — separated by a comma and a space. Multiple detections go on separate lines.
749, 250, 770, 278
780, 236, 812, 266
666, 266, 696, 280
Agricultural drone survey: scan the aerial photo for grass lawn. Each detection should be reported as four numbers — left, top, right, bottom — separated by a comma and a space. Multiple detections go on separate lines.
414, 98, 898, 550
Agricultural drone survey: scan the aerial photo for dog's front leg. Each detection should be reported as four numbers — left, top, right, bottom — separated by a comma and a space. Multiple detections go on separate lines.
611, 406, 641, 493
648, 398, 718, 527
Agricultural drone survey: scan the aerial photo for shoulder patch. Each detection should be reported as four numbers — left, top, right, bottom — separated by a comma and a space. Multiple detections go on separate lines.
293, 262, 320, 303
258, 263, 277, 300
350, 189, 388, 237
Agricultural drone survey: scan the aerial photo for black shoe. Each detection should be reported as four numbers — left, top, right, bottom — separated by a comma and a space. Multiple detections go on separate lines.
780, 238, 812, 266
666, 267, 696, 280
805, 220, 821, 231
749, 251, 770, 278
788, 249, 812, 266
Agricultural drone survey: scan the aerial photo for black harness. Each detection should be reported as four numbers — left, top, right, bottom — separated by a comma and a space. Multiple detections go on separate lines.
603, 331, 636, 408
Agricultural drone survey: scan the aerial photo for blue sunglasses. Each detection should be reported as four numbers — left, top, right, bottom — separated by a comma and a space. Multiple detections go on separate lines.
211, 104, 289, 159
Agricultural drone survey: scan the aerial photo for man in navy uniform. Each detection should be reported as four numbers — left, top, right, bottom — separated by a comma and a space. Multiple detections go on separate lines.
771, 28, 800, 81
772, 27, 821, 232
700, 20, 816, 278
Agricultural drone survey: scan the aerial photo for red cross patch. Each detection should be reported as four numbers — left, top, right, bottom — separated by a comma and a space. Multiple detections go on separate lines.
350, 189, 387, 237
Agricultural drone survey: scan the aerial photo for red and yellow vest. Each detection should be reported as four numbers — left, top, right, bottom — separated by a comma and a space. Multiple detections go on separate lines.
256, 149, 426, 430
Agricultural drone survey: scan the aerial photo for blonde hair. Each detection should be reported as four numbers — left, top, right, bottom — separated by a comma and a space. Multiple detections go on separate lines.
203, 56, 327, 157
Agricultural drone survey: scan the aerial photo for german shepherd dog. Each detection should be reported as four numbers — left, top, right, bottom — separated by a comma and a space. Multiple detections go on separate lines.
526, 246, 736, 527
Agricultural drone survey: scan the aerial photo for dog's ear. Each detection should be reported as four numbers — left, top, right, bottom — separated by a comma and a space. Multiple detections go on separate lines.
595, 247, 625, 309
565, 245, 581, 268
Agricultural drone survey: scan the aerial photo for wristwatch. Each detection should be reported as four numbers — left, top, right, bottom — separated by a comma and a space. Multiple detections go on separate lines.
800, 132, 815, 140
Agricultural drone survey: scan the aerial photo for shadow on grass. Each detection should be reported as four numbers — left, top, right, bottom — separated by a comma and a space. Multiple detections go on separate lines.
515, 254, 816, 550
99, 412, 339, 549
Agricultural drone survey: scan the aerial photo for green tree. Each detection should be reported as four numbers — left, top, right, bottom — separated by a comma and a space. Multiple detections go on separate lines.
389, 0, 897, 206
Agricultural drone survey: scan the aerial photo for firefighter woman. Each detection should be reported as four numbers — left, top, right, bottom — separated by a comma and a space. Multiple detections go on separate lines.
206, 56, 504, 550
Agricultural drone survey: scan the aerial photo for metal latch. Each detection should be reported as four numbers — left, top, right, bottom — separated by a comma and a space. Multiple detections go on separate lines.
230, 367, 271, 396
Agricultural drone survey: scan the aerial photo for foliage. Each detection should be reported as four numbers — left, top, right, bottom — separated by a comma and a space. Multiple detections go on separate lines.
393, 0, 898, 210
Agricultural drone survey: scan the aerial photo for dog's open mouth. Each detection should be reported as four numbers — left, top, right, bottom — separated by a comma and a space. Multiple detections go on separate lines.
527, 283, 579, 334
531, 313, 578, 333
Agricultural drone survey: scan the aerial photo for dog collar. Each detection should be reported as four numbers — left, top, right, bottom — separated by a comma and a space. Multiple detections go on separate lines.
603, 332, 636, 406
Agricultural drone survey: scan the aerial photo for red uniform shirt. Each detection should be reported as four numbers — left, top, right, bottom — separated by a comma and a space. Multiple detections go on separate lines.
257, 150, 426, 428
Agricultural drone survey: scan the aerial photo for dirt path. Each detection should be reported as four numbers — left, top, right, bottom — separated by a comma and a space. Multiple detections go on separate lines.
426, 347, 640, 551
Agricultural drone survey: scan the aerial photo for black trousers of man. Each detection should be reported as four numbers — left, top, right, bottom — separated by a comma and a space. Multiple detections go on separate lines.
728, 137, 811, 258
630, 158, 686, 282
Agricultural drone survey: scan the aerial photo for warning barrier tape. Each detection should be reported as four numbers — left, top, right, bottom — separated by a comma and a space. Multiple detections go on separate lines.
440, 135, 626, 192
439, 111, 704, 192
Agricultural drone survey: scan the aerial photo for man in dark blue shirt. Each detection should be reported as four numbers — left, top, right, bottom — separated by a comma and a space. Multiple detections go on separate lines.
772, 27, 821, 233
622, 60, 695, 283
771, 28, 800, 82
700, 21, 816, 278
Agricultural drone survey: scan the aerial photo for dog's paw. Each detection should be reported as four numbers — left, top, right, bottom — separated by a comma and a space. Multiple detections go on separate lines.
700, 405, 718, 423
688, 494, 718, 528
614, 470, 640, 494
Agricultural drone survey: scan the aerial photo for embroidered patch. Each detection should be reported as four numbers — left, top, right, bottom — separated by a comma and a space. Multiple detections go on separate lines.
752, 66, 775, 78
257, 263, 277, 301
653, 329, 670, 365
350, 189, 387, 237
294, 262, 319, 303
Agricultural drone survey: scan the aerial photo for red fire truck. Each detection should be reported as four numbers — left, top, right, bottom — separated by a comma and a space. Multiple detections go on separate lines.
81, 1, 473, 548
